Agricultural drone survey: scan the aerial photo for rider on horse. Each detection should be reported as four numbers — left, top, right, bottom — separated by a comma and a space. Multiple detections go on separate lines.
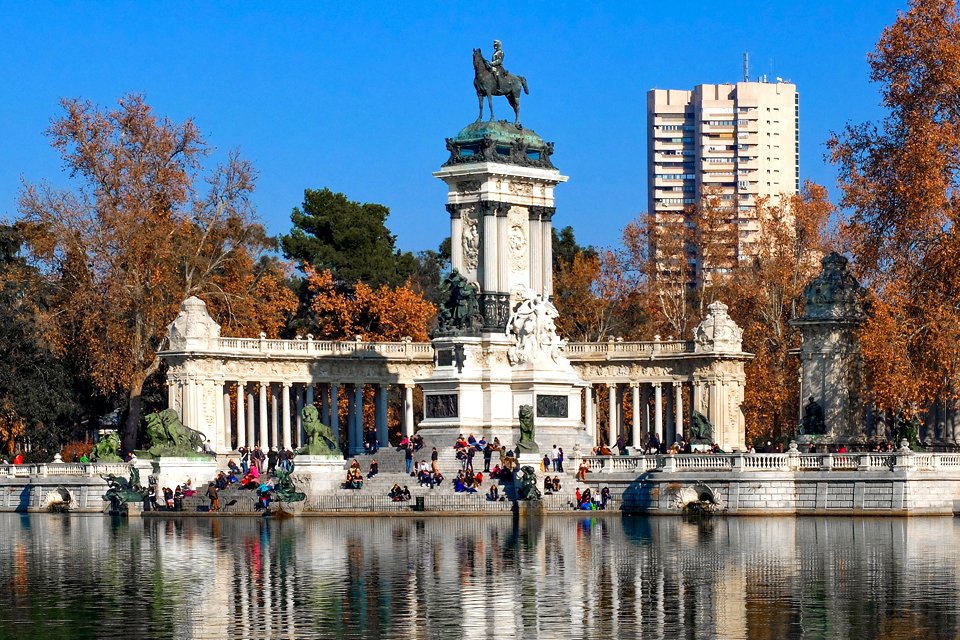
489, 40, 506, 91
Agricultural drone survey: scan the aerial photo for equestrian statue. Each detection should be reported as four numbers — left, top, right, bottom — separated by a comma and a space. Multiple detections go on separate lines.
473, 40, 528, 125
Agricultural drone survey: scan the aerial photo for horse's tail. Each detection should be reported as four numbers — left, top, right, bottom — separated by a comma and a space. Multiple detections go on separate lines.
521, 76, 529, 94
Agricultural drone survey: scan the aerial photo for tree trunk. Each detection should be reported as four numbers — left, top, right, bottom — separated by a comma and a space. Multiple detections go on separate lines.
123, 374, 147, 454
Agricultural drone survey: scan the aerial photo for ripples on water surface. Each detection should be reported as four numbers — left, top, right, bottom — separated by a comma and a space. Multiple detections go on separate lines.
0, 514, 958, 639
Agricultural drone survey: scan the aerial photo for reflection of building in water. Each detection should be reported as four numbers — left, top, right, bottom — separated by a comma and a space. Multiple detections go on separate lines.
0, 515, 958, 638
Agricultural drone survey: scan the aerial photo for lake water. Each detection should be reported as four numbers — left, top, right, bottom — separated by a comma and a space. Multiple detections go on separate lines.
0, 513, 958, 639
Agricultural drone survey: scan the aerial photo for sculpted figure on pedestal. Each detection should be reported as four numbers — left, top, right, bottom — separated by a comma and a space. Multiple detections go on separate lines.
517, 404, 539, 454
801, 396, 826, 435
507, 291, 564, 365
436, 270, 482, 336
143, 409, 208, 457
472, 41, 529, 125
299, 405, 341, 456
91, 432, 122, 462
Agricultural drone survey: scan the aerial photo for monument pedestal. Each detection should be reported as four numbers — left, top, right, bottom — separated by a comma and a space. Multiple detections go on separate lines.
135, 457, 218, 495
293, 456, 345, 496
417, 332, 591, 452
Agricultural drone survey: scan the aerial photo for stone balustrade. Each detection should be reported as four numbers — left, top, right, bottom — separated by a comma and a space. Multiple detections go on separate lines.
577, 452, 960, 474
213, 337, 434, 360
0, 462, 132, 478
565, 340, 691, 357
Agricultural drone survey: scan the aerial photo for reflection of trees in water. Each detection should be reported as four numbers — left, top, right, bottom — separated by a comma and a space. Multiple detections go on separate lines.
0, 515, 959, 638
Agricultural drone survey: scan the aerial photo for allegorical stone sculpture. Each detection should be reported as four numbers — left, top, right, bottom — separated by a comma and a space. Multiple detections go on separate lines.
517, 405, 539, 454
507, 291, 564, 366
472, 41, 528, 125
690, 410, 714, 444
273, 464, 306, 503
517, 466, 542, 501
102, 466, 148, 511
801, 396, 826, 435
298, 405, 341, 456
435, 270, 483, 336
142, 409, 208, 458
91, 432, 122, 462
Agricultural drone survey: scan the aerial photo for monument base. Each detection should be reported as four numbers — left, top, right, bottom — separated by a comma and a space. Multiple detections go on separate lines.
293, 456, 345, 496
135, 457, 218, 495
416, 332, 592, 452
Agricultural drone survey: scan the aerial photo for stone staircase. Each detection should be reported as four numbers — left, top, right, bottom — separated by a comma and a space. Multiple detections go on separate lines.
158, 441, 622, 514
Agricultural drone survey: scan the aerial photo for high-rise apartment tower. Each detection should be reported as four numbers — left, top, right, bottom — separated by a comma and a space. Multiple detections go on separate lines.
647, 81, 798, 277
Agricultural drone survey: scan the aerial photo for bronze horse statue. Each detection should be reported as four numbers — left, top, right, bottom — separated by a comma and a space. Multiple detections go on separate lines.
472, 48, 528, 125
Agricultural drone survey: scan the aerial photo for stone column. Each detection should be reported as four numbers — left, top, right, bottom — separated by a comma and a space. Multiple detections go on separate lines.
497, 207, 509, 295
167, 381, 176, 414
403, 384, 415, 437
181, 381, 192, 429
214, 382, 225, 453
246, 389, 256, 449
346, 385, 355, 454
306, 384, 314, 408
674, 382, 684, 440
541, 210, 553, 297
281, 383, 292, 451
449, 206, 463, 273
641, 385, 651, 439
631, 383, 641, 449
607, 383, 617, 446
375, 384, 388, 447
654, 383, 663, 442
709, 380, 722, 442
529, 210, 542, 294
270, 385, 279, 450
236, 383, 246, 449
296, 386, 305, 448
330, 383, 340, 444
223, 387, 233, 450
320, 384, 329, 426
583, 386, 594, 443
353, 384, 365, 455
259, 382, 269, 448
482, 206, 498, 293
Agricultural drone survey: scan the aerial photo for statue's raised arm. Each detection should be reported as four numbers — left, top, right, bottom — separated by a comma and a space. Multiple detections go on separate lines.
472, 40, 529, 126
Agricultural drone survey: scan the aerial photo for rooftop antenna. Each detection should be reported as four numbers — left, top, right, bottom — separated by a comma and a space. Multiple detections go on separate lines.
743, 51, 749, 82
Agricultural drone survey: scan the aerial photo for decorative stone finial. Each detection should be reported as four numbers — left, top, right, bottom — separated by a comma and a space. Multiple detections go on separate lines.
802, 252, 866, 320
693, 301, 744, 354
166, 297, 220, 352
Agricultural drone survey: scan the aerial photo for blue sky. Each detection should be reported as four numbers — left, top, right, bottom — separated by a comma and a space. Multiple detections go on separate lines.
0, 1, 904, 254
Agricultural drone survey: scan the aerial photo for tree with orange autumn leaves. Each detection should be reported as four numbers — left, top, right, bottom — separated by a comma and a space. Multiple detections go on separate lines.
563, 182, 833, 443
18, 95, 296, 451
302, 268, 435, 342
829, 0, 960, 419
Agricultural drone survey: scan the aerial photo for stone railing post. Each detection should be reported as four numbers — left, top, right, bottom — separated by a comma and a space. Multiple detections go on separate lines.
858, 454, 871, 471
820, 454, 834, 471
732, 453, 745, 472
894, 439, 915, 471
787, 440, 800, 471
662, 454, 677, 473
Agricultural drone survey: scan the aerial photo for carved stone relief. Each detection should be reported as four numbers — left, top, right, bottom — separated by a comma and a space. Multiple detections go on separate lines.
508, 181, 534, 197
462, 207, 480, 271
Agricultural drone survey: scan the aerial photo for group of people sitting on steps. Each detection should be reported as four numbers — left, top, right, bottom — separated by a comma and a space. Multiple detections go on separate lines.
542, 475, 562, 495
388, 484, 412, 501
345, 459, 364, 489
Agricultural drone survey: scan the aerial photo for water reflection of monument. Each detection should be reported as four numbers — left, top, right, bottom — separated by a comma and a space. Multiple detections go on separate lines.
0, 514, 958, 637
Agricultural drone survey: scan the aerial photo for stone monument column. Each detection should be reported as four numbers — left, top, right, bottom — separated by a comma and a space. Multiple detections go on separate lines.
791, 252, 867, 444
435, 121, 567, 328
